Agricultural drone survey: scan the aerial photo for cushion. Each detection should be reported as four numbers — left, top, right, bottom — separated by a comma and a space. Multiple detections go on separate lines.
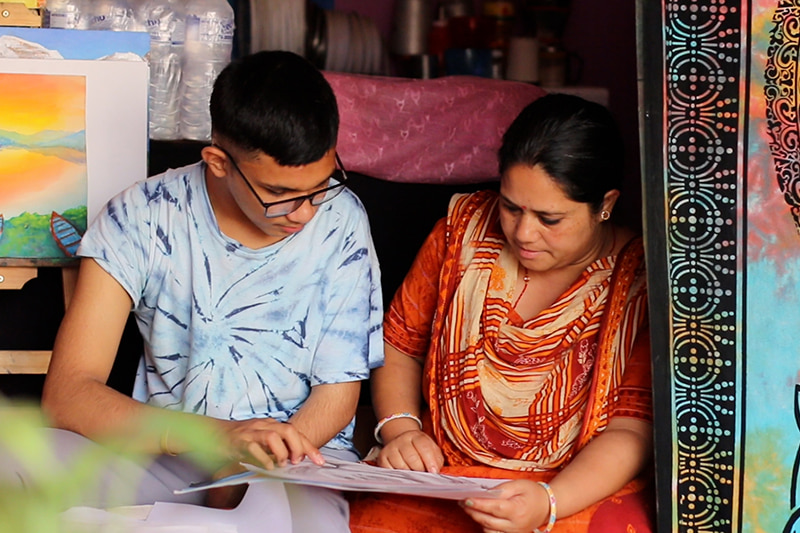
325, 72, 546, 184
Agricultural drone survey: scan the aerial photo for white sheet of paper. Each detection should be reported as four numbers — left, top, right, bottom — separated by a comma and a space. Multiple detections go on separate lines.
148, 481, 292, 533
176, 457, 509, 501
62, 479, 296, 533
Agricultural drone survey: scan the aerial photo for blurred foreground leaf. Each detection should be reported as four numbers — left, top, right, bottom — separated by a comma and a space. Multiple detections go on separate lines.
0, 397, 226, 533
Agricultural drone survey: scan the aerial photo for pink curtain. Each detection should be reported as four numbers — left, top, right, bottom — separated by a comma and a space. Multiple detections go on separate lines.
324, 72, 547, 184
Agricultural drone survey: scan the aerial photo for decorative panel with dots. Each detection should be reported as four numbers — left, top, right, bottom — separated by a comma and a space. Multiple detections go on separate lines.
643, 1, 800, 532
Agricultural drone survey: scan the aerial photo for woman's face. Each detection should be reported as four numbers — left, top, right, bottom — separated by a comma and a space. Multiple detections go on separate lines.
499, 163, 611, 274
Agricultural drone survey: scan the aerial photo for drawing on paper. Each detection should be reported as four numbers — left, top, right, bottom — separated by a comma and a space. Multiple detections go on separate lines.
0, 72, 87, 258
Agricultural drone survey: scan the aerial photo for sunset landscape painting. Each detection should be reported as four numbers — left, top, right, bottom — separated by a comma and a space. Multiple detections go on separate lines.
0, 72, 87, 259
0, 27, 149, 260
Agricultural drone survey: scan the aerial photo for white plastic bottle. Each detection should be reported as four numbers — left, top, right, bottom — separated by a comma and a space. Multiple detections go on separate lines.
137, 0, 186, 140
43, 0, 87, 29
179, 0, 235, 141
84, 0, 135, 31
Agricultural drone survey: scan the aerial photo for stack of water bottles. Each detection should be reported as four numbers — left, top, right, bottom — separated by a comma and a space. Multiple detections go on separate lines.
137, 0, 185, 140
43, 0, 235, 141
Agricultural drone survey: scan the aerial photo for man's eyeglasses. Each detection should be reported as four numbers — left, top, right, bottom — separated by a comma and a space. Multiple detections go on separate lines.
215, 145, 348, 218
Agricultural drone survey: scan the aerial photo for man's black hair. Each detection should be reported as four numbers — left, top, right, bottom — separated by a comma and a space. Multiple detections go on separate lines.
210, 50, 339, 166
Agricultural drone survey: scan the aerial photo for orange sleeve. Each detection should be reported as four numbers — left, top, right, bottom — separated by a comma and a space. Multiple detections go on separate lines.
612, 293, 653, 422
384, 218, 448, 359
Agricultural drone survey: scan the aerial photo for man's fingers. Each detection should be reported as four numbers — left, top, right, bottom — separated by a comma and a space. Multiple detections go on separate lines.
302, 440, 325, 465
267, 424, 323, 465
246, 440, 276, 470
229, 420, 324, 470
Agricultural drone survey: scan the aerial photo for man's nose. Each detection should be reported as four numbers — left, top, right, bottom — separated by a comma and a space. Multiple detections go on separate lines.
286, 198, 317, 224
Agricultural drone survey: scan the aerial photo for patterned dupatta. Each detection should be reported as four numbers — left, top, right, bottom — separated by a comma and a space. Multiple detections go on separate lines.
424, 192, 648, 471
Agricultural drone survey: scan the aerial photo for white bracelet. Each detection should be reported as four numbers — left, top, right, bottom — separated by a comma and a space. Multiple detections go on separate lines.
533, 482, 557, 533
373, 412, 422, 444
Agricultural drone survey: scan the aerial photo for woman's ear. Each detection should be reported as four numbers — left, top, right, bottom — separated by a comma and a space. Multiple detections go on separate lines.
202, 145, 228, 178
601, 189, 621, 216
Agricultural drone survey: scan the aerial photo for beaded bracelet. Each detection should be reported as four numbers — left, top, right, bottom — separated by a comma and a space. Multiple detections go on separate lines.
373, 412, 423, 444
533, 482, 557, 533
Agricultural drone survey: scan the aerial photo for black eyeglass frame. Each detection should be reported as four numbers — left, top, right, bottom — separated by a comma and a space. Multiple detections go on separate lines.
214, 144, 349, 219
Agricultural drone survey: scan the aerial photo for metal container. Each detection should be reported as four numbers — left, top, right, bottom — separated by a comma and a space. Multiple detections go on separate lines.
440, 0, 473, 18
390, 0, 432, 56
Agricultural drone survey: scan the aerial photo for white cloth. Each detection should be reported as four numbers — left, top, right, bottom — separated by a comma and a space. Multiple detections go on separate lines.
1, 429, 353, 533
61, 481, 351, 533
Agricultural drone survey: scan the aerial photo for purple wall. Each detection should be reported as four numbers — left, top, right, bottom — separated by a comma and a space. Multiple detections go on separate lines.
562, 0, 640, 229
335, 0, 394, 42
333, 0, 641, 228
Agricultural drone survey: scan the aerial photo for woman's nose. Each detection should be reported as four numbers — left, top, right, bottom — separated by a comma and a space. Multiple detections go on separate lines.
514, 214, 542, 243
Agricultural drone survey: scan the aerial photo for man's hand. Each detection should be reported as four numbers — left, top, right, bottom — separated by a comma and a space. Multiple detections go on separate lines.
206, 462, 249, 509
220, 418, 325, 469
376, 429, 444, 473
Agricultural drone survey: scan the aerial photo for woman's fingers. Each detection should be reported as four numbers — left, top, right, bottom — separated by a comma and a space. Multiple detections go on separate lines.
461, 503, 515, 533
461, 480, 546, 533
377, 430, 444, 472
414, 437, 444, 473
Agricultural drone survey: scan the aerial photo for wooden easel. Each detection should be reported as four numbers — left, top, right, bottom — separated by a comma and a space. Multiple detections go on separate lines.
0, 260, 78, 374
0, 5, 61, 373
0, 2, 42, 28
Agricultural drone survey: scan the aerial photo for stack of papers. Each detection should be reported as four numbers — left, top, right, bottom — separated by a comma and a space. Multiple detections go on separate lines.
176, 457, 509, 501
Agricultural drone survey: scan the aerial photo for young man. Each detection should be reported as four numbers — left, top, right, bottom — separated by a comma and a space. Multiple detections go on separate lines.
36, 50, 383, 531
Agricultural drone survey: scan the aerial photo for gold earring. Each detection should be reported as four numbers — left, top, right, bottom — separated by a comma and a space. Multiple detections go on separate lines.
600, 210, 610, 221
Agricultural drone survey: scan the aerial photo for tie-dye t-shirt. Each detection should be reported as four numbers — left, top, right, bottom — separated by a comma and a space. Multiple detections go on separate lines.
78, 162, 383, 451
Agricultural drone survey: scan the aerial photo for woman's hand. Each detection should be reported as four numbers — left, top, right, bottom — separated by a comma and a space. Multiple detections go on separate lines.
219, 418, 325, 469
376, 429, 445, 473
460, 480, 550, 533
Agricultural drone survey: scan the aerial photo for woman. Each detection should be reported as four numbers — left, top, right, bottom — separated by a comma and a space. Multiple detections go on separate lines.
349, 94, 653, 533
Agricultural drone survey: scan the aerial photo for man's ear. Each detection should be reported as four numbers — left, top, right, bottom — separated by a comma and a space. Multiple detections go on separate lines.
202, 145, 228, 178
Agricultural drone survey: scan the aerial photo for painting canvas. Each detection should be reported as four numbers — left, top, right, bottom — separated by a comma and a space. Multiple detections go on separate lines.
0, 72, 87, 258
640, 1, 800, 531
0, 28, 149, 261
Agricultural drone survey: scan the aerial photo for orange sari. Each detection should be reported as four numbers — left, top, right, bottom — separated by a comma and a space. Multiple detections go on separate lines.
350, 191, 653, 533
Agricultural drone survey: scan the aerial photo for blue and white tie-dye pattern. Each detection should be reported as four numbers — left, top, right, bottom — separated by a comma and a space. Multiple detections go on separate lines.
78, 162, 383, 452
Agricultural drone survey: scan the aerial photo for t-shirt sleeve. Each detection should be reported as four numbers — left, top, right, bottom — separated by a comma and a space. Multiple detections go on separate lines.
77, 184, 151, 306
384, 217, 448, 359
311, 201, 384, 384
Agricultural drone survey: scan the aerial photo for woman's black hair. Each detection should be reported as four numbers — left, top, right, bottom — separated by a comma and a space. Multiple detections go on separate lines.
210, 50, 339, 166
498, 93, 624, 211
